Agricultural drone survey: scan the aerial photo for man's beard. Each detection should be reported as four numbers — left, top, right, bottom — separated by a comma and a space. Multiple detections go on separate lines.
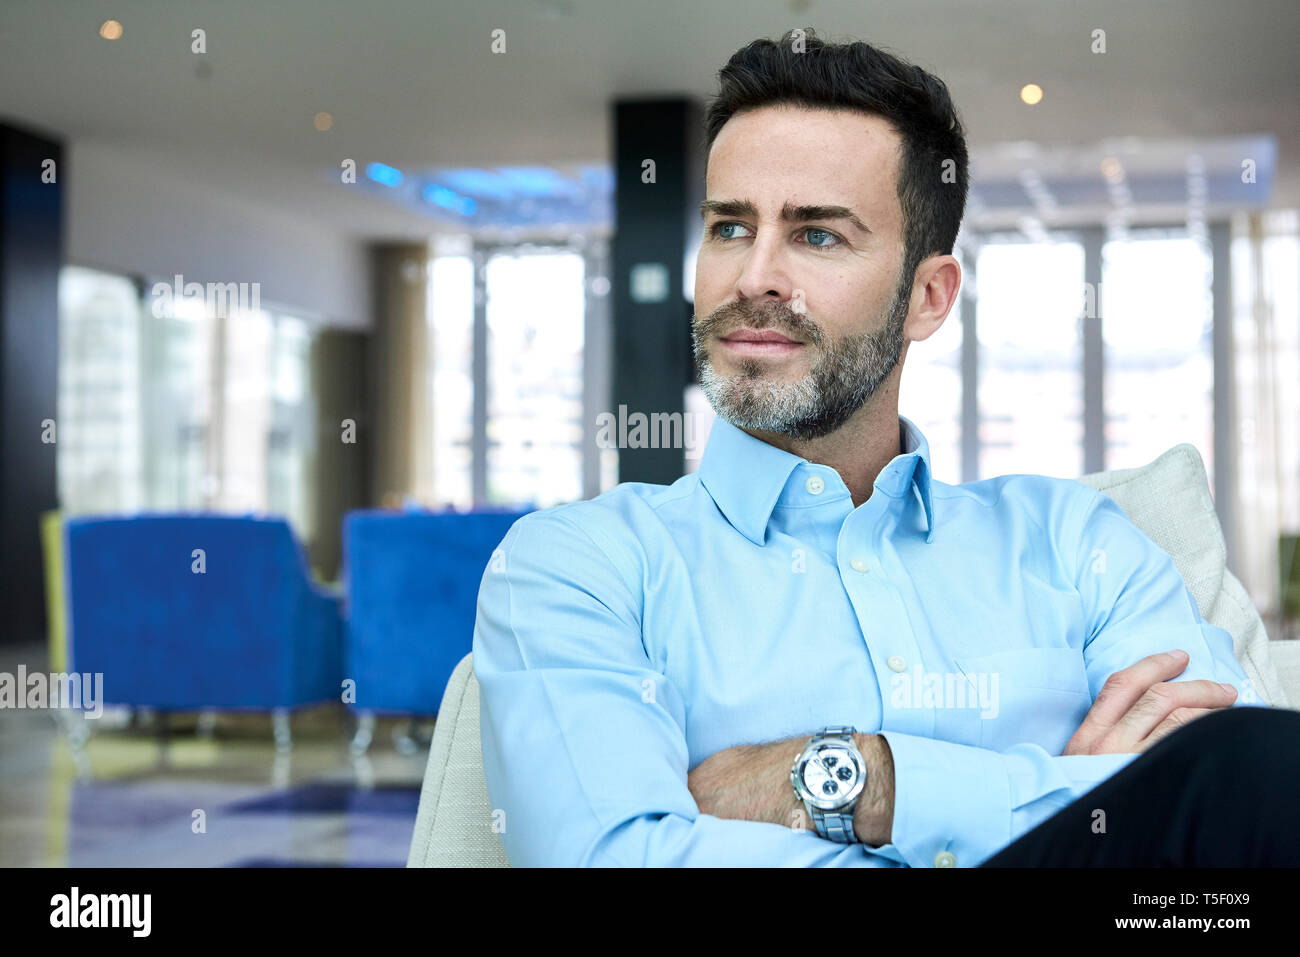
691, 275, 910, 441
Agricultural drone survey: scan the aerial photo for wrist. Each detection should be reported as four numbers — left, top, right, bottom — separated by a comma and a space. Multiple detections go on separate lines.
852, 733, 894, 847
788, 729, 892, 845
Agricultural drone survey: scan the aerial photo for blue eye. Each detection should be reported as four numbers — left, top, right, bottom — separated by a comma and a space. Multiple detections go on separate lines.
712, 222, 749, 240
805, 228, 840, 248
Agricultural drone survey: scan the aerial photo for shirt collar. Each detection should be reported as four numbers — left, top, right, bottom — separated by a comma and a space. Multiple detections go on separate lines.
697, 413, 935, 547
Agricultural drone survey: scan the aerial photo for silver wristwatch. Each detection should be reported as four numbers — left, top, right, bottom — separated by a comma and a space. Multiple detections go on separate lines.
789, 725, 866, 843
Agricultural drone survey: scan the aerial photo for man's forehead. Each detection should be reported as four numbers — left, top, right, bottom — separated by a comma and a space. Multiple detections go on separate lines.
709, 104, 900, 165
705, 105, 901, 209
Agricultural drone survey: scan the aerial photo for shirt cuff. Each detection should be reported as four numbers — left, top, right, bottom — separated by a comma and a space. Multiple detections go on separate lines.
874, 729, 1013, 868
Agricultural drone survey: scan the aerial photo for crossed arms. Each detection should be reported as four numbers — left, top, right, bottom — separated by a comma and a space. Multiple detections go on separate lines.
687, 649, 1239, 846
474, 491, 1258, 867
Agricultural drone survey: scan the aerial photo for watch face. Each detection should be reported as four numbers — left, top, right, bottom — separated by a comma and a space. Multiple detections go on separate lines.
794, 743, 865, 812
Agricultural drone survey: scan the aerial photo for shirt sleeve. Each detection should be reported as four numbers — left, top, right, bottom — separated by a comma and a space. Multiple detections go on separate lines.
473, 508, 897, 867
874, 483, 1262, 868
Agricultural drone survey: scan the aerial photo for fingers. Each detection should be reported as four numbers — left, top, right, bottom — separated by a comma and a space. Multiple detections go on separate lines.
1137, 706, 1219, 751
1115, 679, 1237, 745
1067, 650, 1191, 753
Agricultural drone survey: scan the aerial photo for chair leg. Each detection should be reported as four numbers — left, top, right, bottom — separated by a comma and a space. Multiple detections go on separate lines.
133, 705, 155, 730
155, 711, 172, 767
351, 750, 375, 788
52, 707, 91, 771
272, 708, 292, 753
272, 751, 292, 788
393, 716, 431, 754
350, 711, 376, 756
393, 717, 416, 755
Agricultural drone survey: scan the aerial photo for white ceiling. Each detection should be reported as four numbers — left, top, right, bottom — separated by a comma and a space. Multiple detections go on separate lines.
1, 0, 1296, 241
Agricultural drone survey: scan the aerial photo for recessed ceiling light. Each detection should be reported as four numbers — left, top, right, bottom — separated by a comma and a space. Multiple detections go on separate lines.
1020, 84, 1043, 105
99, 20, 123, 40
313, 112, 334, 132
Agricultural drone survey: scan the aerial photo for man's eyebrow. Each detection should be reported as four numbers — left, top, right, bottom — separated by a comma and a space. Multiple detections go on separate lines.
699, 198, 758, 220
699, 198, 871, 235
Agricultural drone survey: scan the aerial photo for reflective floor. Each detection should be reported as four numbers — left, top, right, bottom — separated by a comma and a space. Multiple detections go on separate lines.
0, 643, 432, 867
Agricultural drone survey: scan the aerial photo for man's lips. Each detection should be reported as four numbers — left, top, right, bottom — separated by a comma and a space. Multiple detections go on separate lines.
717, 328, 804, 357
721, 329, 798, 343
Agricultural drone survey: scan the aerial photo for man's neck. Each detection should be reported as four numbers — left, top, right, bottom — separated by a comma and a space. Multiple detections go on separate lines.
740, 391, 902, 510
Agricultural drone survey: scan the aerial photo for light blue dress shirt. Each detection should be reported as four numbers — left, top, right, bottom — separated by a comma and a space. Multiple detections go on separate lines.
473, 413, 1260, 867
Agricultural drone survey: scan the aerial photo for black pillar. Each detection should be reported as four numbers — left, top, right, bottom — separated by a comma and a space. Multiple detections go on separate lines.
611, 98, 703, 485
0, 122, 63, 646
309, 328, 372, 581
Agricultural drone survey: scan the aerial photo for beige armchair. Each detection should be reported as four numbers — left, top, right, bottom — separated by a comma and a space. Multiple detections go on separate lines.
408, 443, 1300, 867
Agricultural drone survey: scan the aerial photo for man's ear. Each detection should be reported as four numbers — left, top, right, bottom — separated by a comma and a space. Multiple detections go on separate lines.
905, 254, 961, 343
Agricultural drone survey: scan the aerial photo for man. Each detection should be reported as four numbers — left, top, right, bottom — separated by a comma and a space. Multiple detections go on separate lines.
472, 30, 1296, 867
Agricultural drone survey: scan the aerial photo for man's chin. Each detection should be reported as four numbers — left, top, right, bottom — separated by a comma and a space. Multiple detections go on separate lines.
709, 360, 809, 386
707, 389, 815, 430
708, 352, 807, 383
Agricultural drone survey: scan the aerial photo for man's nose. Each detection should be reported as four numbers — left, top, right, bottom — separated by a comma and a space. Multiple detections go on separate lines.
735, 235, 795, 303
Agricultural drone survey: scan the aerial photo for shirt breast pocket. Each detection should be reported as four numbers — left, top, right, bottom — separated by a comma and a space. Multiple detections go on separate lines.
951, 647, 1092, 755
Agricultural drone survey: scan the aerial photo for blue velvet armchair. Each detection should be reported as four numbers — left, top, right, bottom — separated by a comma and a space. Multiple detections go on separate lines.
341, 507, 531, 750
63, 514, 343, 737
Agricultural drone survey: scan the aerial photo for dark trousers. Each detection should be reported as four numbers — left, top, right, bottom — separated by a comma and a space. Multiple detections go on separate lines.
979, 706, 1300, 866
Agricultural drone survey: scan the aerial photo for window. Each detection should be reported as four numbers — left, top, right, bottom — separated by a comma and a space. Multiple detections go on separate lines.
267, 314, 315, 540
429, 255, 475, 509
221, 307, 274, 511
1232, 210, 1300, 626
485, 249, 586, 506
139, 288, 215, 509
428, 244, 593, 509
1102, 233, 1214, 479
976, 240, 1086, 478
57, 267, 144, 515
57, 265, 316, 543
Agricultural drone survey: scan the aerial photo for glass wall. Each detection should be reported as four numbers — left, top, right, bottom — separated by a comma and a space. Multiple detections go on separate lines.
429, 254, 475, 509
1232, 211, 1300, 630
57, 267, 144, 514
220, 307, 274, 512
57, 265, 316, 543
427, 243, 590, 510
266, 313, 315, 540
1102, 232, 1214, 481
138, 289, 213, 510
485, 248, 586, 506
976, 239, 1086, 479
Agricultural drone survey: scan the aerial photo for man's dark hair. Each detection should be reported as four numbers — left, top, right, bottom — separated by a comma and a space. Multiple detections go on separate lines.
704, 28, 969, 293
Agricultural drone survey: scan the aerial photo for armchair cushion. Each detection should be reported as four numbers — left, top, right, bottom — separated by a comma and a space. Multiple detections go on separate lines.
1075, 443, 1290, 708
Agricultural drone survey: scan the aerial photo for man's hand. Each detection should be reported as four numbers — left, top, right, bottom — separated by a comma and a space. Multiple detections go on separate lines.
1064, 649, 1238, 756
686, 733, 894, 846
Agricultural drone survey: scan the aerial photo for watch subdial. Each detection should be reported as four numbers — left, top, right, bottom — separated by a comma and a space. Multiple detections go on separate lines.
803, 750, 852, 799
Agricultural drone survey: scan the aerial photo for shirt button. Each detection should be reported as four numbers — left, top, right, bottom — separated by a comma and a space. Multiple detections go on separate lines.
805, 475, 825, 495
887, 655, 906, 673
850, 558, 869, 573
934, 851, 957, 868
